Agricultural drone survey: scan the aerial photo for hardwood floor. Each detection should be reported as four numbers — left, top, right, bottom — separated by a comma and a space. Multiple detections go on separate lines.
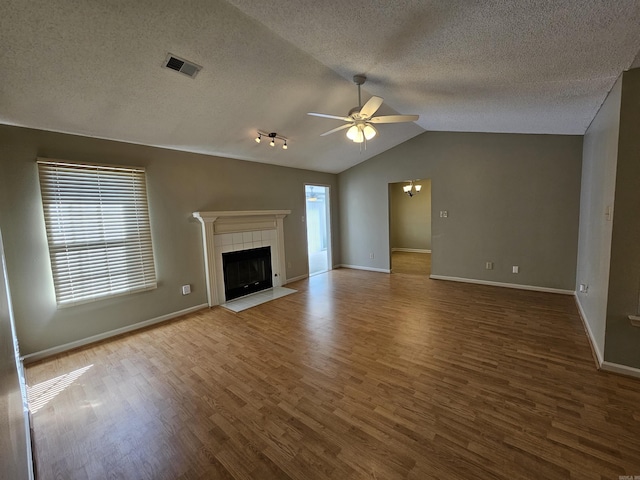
391, 251, 431, 276
26, 269, 640, 479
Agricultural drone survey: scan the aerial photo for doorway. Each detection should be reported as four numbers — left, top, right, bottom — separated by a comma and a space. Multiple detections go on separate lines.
389, 179, 432, 275
305, 185, 331, 276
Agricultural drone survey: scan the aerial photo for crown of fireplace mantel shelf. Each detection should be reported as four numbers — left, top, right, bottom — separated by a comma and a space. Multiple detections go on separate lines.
193, 210, 291, 223
192, 210, 291, 307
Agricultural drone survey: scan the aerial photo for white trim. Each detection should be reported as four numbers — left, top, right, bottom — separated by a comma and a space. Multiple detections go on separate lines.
193, 210, 291, 221
574, 295, 604, 367
286, 274, 308, 283
338, 264, 392, 274
22, 303, 208, 364
429, 275, 574, 295
601, 361, 640, 379
391, 248, 431, 253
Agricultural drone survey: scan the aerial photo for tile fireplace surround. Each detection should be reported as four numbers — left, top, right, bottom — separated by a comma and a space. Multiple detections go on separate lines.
193, 210, 291, 306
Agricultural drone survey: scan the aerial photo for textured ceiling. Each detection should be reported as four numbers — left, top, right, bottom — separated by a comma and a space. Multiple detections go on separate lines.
1, 0, 639, 173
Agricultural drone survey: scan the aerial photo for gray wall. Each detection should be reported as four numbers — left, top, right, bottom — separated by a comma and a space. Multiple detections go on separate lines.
389, 180, 431, 251
339, 131, 583, 289
0, 125, 339, 355
605, 68, 640, 367
575, 75, 622, 358
0, 228, 31, 480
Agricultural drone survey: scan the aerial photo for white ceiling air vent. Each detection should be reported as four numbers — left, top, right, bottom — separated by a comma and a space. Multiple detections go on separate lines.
163, 53, 202, 79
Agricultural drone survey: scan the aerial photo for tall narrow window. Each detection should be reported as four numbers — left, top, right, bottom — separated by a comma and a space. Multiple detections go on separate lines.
38, 159, 157, 306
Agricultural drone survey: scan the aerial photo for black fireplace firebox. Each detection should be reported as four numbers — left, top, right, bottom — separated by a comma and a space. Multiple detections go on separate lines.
222, 246, 273, 301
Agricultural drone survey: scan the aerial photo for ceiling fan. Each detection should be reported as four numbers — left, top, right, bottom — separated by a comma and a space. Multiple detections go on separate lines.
308, 74, 419, 144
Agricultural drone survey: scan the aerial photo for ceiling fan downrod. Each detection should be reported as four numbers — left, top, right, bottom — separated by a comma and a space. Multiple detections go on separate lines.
353, 74, 366, 109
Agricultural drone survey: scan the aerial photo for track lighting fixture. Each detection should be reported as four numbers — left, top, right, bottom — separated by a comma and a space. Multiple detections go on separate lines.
254, 131, 289, 150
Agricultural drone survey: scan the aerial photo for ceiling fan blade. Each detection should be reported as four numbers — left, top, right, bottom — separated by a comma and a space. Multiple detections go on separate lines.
320, 123, 352, 136
359, 96, 384, 118
370, 114, 419, 124
307, 112, 351, 122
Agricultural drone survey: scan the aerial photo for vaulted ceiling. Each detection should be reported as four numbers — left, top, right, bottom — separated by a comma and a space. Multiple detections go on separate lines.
1, 1, 639, 173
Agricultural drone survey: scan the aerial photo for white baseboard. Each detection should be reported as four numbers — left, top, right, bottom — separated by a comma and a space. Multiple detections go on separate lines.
601, 361, 640, 379
574, 295, 604, 367
338, 264, 391, 274
286, 274, 308, 283
574, 296, 640, 378
429, 275, 574, 295
22, 303, 208, 364
391, 248, 431, 254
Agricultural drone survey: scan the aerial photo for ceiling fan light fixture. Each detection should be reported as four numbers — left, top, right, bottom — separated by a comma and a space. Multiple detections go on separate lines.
346, 125, 359, 141
255, 134, 261, 143
403, 184, 412, 193
414, 184, 422, 192
282, 141, 288, 150
363, 124, 376, 140
308, 74, 419, 146
352, 126, 365, 143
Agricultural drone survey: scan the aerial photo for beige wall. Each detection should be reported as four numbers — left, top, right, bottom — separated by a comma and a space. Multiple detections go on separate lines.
339, 131, 583, 289
389, 180, 431, 251
575, 74, 622, 360
605, 68, 640, 367
576, 68, 640, 370
0, 228, 31, 480
0, 125, 339, 355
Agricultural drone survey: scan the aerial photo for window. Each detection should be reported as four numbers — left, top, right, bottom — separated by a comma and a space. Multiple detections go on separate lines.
38, 159, 157, 306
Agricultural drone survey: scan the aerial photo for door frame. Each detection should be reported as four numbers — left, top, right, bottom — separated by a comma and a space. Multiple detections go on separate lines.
304, 183, 332, 276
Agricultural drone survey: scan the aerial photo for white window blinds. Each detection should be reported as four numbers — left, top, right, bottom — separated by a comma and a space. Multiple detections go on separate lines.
38, 160, 157, 306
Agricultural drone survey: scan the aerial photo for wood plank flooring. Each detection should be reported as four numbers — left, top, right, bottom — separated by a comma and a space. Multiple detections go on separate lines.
391, 251, 431, 276
26, 269, 640, 479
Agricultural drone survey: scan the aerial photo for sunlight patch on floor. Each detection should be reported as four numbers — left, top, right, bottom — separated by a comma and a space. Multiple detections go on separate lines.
27, 364, 93, 414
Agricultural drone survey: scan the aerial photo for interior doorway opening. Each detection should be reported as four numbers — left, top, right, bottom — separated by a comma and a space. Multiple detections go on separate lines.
388, 179, 432, 275
305, 185, 331, 276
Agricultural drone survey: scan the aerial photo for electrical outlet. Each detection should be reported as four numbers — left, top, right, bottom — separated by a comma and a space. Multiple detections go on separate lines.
440, 210, 448, 218
512, 266, 519, 274
485, 262, 493, 270
579, 284, 589, 294
369, 252, 374, 259
181, 284, 191, 295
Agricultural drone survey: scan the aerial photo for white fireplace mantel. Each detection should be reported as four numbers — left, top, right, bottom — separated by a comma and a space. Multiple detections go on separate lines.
193, 210, 291, 306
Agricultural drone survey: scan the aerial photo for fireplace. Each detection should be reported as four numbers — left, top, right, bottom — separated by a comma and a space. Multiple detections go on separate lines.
222, 246, 273, 301
193, 210, 291, 306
